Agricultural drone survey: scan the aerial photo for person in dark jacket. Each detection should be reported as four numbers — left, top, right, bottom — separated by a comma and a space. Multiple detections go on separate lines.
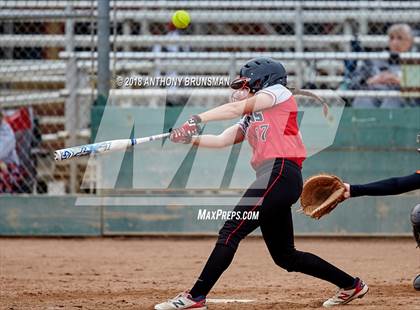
349, 24, 416, 108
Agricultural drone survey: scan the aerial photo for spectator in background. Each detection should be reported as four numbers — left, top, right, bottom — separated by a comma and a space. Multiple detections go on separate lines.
152, 22, 190, 106
152, 22, 190, 75
349, 24, 416, 108
0, 108, 23, 193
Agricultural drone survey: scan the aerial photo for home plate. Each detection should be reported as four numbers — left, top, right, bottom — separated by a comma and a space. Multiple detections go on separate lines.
207, 298, 254, 304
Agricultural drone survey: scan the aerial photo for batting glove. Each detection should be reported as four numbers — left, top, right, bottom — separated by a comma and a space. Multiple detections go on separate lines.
170, 115, 202, 144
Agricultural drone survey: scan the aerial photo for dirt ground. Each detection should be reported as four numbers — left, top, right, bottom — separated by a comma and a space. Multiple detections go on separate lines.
0, 238, 419, 310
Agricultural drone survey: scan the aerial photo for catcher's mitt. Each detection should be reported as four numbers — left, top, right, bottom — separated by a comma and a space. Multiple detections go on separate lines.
299, 174, 346, 219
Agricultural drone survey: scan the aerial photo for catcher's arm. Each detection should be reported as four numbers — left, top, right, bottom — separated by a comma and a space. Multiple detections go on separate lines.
346, 173, 420, 198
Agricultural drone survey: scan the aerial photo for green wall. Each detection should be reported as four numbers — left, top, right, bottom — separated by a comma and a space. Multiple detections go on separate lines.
0, 195, 417, 236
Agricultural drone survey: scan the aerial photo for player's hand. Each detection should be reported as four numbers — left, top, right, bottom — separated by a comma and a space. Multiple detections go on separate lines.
170, 115, 202, 144
343, 182, 351, 199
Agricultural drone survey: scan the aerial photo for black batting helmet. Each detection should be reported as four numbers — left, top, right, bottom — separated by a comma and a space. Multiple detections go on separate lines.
232, 57, 287, 94
411, 203, 420, 247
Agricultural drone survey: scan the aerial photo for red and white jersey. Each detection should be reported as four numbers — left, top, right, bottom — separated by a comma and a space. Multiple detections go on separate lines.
237, 84, 306, 170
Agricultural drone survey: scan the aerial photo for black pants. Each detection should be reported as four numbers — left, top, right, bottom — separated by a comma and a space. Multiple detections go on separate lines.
189, 158, 355, 298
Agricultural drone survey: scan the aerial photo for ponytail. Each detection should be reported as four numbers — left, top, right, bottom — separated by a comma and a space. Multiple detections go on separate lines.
289, 88, 330, 119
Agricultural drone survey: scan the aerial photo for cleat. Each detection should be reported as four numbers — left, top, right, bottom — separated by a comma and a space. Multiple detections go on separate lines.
323, 278, 369, 308
155, 291, 207, 310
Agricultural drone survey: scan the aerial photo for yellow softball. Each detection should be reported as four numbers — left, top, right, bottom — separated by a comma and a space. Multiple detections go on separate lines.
171, 10, 191, 29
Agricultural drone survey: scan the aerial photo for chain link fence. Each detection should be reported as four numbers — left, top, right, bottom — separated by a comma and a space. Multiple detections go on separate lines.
0, 1, 419, 195
0, 1, 97, 194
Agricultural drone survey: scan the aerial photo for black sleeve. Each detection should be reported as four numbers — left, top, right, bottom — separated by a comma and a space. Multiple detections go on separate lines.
350, 173, 420, 197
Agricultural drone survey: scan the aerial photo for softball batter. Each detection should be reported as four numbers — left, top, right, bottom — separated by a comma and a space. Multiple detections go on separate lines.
155, 57, 368, 309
